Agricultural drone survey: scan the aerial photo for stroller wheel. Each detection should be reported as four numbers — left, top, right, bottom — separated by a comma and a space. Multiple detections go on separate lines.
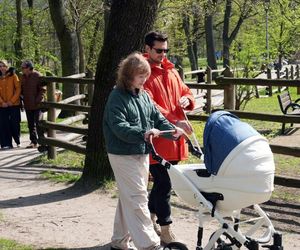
164, 242, 189, 250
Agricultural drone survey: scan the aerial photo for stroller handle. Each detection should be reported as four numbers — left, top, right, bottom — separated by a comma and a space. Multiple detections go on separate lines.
148, 134, 172, 169
147, 131, 203, 169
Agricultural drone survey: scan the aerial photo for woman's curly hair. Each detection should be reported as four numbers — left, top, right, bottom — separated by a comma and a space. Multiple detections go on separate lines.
116, 52, 150, 90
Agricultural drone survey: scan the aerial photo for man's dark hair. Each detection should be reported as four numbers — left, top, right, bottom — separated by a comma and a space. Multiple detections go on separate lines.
22, 60, 34, 70
144, 31, 168, 47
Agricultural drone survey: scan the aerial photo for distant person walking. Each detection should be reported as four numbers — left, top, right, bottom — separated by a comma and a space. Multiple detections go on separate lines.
0, 60, 21, 149
21, 60, 46, 148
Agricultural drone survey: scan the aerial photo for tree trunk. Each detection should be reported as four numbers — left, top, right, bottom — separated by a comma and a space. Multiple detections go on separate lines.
77, 30, 85, 74
48, 0, 80, 117
77, 29, 86, 95
87, 18, 101, 68
183, 13, 198, 71
27, 0, 39, 62
80, 0, 159, 188
222, 0, 249, 68
14, 0, 23, 68
192, 2, 201, 65
222, 0, 231, 67
205, 14, 217, 70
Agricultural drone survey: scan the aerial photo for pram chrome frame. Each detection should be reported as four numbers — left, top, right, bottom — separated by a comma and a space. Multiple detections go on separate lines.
148, 134, 283, 250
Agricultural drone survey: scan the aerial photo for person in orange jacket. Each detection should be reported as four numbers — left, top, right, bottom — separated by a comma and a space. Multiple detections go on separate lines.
143, 31, 195, 244
0, 60, 21, 149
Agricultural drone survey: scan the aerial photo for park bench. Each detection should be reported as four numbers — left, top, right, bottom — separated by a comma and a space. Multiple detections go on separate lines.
277, 91, 300, 134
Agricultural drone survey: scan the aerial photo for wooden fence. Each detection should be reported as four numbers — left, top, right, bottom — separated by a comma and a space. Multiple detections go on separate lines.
38, 73, 93, 159
37, 70, 300, 188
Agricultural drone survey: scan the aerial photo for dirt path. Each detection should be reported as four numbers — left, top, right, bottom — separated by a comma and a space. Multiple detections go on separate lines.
0, 136, 299, 249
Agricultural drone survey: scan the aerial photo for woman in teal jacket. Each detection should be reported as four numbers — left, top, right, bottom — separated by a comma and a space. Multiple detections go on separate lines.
103, 52, 183, 250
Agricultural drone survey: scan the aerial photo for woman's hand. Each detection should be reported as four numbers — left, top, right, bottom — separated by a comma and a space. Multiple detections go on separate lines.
173, 126, 185, 139
144, 128, 161, 141
175, 120, 193, 135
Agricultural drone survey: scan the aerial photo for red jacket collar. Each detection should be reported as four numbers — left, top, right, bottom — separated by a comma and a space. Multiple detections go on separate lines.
143, 53, 174, 71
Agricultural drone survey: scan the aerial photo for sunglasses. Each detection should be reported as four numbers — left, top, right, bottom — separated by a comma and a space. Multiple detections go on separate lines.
151, 48, 169, 54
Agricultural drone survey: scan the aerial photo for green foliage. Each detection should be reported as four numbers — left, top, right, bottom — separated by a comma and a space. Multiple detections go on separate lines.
0, 238, 33, 250
0, 0, 105, 74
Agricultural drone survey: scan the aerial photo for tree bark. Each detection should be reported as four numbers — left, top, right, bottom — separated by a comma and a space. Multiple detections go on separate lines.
205, 14, 217, 70
14, 0, 23, 68
183, 13, 198, 71
27, 0, 40, 62
87, 18, 101, 68
222, 0, 250, 67
48, 0, 80, 116
80, 0, 159, 188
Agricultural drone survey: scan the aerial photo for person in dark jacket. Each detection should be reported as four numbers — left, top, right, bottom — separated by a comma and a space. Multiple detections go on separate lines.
103, 52, 184, 250
21, 60, 46, 148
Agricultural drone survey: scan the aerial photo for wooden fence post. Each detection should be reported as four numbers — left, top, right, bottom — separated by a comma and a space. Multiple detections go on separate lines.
86, 70, 94, 106
205, 66, 212, 113
296, 65, 300, 94
291, 65, 294, 79
267, 68, 272, 96
47, 81, 57, 159
276, 68, 281, 92
285, 67, 289, 79
223, 66, 235, 110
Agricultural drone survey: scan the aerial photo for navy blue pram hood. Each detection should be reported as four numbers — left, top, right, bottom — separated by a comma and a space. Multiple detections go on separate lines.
203, 111, 259, 175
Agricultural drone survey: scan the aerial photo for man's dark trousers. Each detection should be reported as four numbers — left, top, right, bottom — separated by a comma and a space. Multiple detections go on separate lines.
9, 106, 21, 145
25, 109, 44, 145
0, 108, 12, 148
148, 161, 178, 226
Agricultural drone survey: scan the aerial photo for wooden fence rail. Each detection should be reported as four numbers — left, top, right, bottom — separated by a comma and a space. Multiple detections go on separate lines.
38, 71, 300, 188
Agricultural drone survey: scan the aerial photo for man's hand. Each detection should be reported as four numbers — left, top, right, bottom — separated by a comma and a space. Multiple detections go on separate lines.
2, 102, 8, 108
175, 120, 193, 135
179, 96, 190, 109
7, 101, 12, 106
144, 128, 161, 142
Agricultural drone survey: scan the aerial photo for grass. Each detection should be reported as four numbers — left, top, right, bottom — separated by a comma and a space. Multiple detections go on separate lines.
41, 170, 81, 184
21, 118, 66, 135
31, 150, 84, 183
33, 150, 85, 169
0, 239, 34, 250
20, 121, 29, 134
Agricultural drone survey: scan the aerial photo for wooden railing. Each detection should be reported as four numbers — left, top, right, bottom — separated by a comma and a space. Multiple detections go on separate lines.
38, 73, 93, 159
37, 71, 299, 188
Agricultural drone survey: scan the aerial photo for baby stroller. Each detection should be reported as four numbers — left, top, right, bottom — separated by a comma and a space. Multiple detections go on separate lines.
149, 111, 283, 250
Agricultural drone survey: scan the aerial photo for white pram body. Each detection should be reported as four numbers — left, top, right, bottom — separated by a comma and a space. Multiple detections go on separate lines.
150, 111, 282, 250
170, 135, 274, 215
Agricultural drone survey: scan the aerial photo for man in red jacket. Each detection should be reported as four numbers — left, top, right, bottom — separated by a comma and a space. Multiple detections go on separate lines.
143, 31, 195, 244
